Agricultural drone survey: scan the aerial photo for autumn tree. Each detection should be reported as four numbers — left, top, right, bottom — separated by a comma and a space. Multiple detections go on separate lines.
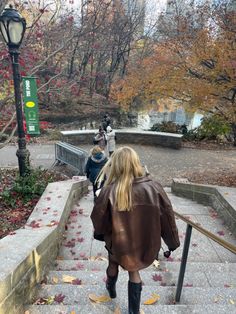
112, 1, 236, 143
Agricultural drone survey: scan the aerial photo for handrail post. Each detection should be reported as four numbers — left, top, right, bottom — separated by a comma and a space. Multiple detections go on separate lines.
175, 224, 192, 302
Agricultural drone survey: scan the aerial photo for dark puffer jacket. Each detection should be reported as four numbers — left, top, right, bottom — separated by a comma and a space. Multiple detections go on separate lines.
85, 152, 108, 184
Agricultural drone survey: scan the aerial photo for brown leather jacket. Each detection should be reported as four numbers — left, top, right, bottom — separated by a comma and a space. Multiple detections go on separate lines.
91, 176, 180, 271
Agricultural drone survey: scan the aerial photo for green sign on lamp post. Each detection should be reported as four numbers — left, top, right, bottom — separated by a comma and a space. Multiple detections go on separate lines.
22, 76, 40, 135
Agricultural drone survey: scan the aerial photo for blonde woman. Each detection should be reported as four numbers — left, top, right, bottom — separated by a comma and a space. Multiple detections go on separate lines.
91, 147, 180, 314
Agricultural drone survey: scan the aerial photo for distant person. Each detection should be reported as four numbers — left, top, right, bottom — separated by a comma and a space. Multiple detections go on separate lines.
181, 124, 188, 135
91, 146, 180, 314
94, 126, 107, 150
106, 125, 116, 156
101, 113, 111, 132
85, 145, 108, 198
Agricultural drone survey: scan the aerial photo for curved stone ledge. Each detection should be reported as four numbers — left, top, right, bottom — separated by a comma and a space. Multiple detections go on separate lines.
171, 178, 236, 237
0, 178, 89, 314
61, 129, 183, 149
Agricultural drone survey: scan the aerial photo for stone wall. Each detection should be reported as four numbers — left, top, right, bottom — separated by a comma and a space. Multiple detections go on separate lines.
0, 178, 89, 314
61, 129, 183, 149
171, 178, 236, 237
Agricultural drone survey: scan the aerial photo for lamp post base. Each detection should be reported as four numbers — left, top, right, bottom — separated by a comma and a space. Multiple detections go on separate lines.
16, 138, 30, 176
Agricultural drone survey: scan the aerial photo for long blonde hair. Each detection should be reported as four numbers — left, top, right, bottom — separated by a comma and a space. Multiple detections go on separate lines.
98, 146, 144, 211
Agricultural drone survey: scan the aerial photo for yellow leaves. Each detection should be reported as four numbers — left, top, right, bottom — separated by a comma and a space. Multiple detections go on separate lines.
62, 275, 77, 283
229, 299, 235, 305
89, 256, 108, 261
152, 259, 160, 269
143, 293, 160, 305
114, 306, 121, 314
89, 294, 111, 303
52, 276, 59, 284
70, 311, 76, 314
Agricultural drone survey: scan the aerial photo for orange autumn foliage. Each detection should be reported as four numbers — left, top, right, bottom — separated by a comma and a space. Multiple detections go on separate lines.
111, 8, 236, 124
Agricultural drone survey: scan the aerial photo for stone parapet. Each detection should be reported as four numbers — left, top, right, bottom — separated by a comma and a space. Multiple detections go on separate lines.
171, 178, 236, 237
0, 178, 89, 314
60, 129, 183, 149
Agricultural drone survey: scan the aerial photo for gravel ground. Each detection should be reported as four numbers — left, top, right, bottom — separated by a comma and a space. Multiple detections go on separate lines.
68, 144, 236, 187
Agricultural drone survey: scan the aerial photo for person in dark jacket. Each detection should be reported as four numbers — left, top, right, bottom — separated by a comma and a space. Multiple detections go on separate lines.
91, 146, 180, 314
85, 146, 108, 198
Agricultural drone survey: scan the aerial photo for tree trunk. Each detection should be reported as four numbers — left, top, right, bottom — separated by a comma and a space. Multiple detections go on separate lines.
232, 123, 236, 146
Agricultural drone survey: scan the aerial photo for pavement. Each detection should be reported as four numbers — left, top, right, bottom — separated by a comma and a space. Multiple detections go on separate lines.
1, 143, 236, 186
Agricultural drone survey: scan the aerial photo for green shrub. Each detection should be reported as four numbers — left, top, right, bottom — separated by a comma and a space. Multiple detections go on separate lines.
150, 121, 183, 133
197, 115, 231, 140
0, 168, 55, 206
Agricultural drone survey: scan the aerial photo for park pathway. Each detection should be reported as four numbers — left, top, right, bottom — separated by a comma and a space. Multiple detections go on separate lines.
26, 187, 236, 313
1, 143, 236, 186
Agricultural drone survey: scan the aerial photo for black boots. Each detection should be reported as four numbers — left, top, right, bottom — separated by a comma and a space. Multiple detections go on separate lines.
128, 281, 142, 314
106, 274, 118, 298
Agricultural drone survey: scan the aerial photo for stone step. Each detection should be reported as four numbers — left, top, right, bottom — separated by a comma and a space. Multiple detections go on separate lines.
55, 259, 236, 274
32, 284, 236, 306
47, 269, 236, 288
25, 304, 236, 314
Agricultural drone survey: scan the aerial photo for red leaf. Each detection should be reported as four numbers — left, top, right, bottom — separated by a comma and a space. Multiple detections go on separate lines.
54, 293, 65, 303
217, 230, 225, 236
192, 243, 198, 247
152, 274, 162, 282
64, 241, 75, 248
76, 262, 85, 270
28, 220, 40, 228
72, 278, 82, 285
70, 210, 78, 216
77, 237, 84, 243
184, 283, 193, 287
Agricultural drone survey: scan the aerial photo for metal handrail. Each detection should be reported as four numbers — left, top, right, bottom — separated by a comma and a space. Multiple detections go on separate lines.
174, 211, 236, 254
173, 211, 236, 303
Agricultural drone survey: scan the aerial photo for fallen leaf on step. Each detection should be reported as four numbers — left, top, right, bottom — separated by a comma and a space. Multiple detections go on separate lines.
96, 256, 108, 261
89, 294, 111, 303
54, 293, 65, 303
143, 293, 160, 305
229, 299, 235, 304
70, 311, 76, 314
24, 311, 30, 314
72, 278, 82, 285
140, 310, 145, 314
114, 306, 121, 314
152, 274, 162, 282
217, 230, 225, 236
62, 275, 77, 283
89, 256, 96, 261
52, 276, 59, 283
152, 260, 160, 269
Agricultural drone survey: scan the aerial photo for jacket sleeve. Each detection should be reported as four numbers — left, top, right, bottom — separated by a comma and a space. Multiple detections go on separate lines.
157, 184, 180, 251
90, 187, 111, 237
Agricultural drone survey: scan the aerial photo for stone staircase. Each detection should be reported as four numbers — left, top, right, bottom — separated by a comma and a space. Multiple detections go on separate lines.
26, 187, 236, 314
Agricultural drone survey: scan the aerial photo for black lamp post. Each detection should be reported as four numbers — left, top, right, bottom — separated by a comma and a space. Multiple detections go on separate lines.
0, 5, 30, 176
